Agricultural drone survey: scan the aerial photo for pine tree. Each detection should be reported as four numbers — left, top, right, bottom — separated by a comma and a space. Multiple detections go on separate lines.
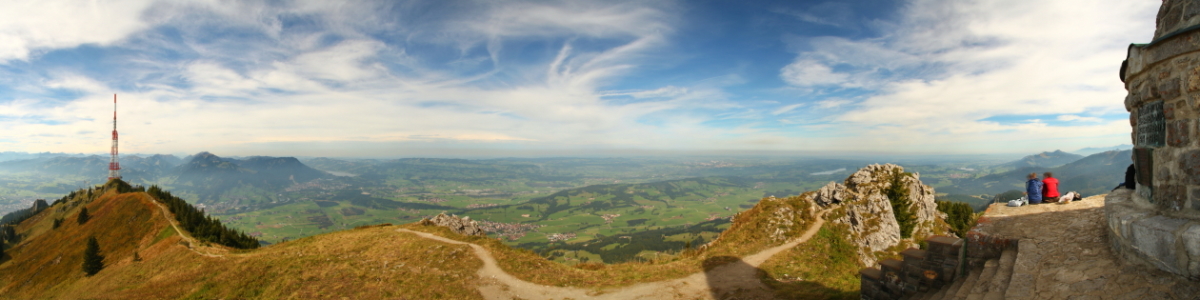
77, 207, 90, 225
886, 170, 917, 238
82, 236, 104, 276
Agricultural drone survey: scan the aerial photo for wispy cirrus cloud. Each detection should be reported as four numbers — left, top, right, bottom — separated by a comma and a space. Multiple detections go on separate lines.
0, 0, 748, 156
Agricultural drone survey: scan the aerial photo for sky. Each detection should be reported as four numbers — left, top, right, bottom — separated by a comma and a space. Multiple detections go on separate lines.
0, 0, 1160, 157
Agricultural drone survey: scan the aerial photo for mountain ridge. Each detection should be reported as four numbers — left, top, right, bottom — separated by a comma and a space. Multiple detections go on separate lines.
0, 164, 955, 299
995, 150, 1083, 169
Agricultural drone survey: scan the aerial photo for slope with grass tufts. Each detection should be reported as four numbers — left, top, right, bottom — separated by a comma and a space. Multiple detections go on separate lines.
0, 180, 483, 299
0, 164, 955, 299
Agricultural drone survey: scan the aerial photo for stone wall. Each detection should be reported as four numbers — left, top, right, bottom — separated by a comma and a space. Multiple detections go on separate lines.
1113, 0, 1200, 279
1106, 189, 1200, 279
1124, 0, 1200, 214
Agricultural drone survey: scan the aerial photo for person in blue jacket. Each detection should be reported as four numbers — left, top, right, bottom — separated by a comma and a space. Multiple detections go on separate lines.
1025, 172, 1043, 204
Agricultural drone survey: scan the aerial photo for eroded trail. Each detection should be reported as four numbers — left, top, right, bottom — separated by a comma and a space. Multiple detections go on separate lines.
396, 210, 827, 300
146, 194, 226, 258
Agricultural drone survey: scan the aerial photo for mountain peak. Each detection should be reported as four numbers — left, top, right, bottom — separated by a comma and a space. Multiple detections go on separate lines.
999, 150, 1083, 169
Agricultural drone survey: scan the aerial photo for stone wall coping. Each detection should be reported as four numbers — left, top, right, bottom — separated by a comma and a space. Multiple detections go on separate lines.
880, 259, 904, 270
860, 267, 882, 280
1106, 190, 1200, 279
1124, 24, 1200, 81
901, 248, 926, 259
927, 235, 962, 246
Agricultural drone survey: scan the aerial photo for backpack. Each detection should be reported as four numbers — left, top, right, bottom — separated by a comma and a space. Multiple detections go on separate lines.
1007, 196, 1028, 207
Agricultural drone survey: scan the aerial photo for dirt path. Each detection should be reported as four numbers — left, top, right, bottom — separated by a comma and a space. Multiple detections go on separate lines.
145, 194, 226, 258
397, 210, 827, 300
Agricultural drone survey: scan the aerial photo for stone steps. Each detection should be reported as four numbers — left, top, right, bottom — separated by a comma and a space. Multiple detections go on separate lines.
952, 268, 983, 300
859, 236, 967, 300
927, 287, 947, 300
861, 227, 1022, 300
934, 269, 968, 300
981, 249, 1017, 300
1003, 240, 1037, 300
932, 249, 1019, 300
963, 259, 999, 300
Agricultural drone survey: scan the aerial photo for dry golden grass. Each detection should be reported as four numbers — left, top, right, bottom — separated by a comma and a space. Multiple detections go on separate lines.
758, 222, 861, 300
0, 186, 856, 299
0, 188, 166, 299
0, 189, 485, 300
400, 193, 820, 289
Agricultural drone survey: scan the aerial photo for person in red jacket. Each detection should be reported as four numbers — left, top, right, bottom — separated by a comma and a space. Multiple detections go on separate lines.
1042, 172, 1060, 203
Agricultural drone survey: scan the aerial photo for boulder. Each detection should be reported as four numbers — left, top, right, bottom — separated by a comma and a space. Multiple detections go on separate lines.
423, 213, 485, 236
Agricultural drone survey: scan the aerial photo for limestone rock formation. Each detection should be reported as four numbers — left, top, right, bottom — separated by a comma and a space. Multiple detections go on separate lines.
422, 213, 485, 236
816, 164, 950, 267
761, 196, 802, 242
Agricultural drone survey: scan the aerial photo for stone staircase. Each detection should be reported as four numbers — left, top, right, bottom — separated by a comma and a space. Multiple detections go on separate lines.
860, 234, 1021, 300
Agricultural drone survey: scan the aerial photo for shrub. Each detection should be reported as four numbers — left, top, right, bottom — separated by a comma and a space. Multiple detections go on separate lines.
936, 201, 977, 237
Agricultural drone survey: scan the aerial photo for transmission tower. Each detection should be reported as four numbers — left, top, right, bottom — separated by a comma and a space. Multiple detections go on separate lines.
108, 94, 121, 180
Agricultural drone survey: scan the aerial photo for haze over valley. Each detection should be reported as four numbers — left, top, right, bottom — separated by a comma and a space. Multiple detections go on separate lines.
0, 147, 1131, 263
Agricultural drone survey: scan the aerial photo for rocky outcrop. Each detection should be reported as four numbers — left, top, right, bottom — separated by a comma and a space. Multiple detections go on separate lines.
422, 213, 485, 236
817, 164, 950, 267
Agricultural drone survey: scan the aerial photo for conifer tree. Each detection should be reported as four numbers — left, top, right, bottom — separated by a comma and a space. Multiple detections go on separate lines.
82, 236, 104, 276
886, 170, 917, 238
77, 207, 90, 225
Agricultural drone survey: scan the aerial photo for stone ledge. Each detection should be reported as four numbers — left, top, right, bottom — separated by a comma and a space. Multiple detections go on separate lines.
1106, 189, 1200, 279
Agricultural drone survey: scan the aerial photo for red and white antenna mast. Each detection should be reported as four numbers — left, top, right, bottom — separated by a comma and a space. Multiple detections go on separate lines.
108, 94, 121, 180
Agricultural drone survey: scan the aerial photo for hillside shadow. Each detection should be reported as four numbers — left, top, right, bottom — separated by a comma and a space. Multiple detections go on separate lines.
702, 256, 855, 300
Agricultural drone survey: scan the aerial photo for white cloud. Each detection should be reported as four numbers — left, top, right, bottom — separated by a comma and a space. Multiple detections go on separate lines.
780, 59, 849, 86
772, 103, 805, 115
1057, 115, 1102, 122
781, 0, 1157, 152
0, 0, 749, 156
816, 99, 851, 109
614, 86, 689, 99
0, 0, 155, 61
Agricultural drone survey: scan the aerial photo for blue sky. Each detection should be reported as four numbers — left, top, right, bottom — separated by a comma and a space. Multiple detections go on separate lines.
0, 0, 1158, 157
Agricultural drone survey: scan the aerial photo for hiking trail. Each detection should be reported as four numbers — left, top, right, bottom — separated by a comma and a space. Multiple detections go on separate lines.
397, 210, 827, 300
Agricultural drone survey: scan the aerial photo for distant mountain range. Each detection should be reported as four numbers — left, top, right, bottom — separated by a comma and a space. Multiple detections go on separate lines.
995, 150, 1083, 169
938, 149, 1132, 208
0, 152, 331, 211
1073, 144, 1132, 156
174, 152, 330, 203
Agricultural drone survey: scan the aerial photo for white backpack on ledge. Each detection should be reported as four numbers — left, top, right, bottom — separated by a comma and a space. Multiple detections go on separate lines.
1007, 196, 1028, 207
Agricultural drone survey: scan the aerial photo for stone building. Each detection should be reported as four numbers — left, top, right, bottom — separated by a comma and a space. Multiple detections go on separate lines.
1111, 0, 1200, 279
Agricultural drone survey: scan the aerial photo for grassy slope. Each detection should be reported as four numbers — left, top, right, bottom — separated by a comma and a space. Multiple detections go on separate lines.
406, 192, 860, 297
0, 188, 483, 300
2, 181, 865, 298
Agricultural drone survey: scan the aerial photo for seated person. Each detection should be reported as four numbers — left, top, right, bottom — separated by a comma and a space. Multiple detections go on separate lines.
1042, 172, 1060, 203
1025, 173, 1043, 204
